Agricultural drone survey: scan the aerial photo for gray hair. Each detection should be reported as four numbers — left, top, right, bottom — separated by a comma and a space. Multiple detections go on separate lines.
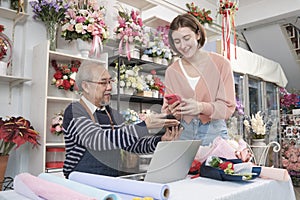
76, 61, 106, 91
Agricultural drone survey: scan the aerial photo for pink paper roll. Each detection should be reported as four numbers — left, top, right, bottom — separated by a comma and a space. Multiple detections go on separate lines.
260, 167, 290, 181
14, 173, 97, 200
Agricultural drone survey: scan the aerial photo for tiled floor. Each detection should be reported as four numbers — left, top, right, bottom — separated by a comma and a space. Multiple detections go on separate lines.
295, 186, 300, 200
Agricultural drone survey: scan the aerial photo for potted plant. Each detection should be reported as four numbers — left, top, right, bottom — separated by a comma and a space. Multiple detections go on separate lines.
0, 116, 40, 190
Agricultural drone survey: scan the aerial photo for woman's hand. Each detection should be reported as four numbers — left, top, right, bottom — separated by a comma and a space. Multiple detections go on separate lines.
179, 98, 203, 115
161, 125, 183, 141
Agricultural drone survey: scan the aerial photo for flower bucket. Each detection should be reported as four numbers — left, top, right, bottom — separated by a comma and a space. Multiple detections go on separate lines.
124, 87, 134, 95
0, 61, 7, 76
77, 39, 92, 58
0, 155, 9, 191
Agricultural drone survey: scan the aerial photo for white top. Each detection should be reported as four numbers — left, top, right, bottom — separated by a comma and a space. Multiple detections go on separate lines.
179, 59, 200, 90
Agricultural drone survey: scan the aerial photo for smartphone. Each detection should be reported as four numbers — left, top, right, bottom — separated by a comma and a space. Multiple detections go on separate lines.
165, 94, 181, 104
164, 114, 182, 131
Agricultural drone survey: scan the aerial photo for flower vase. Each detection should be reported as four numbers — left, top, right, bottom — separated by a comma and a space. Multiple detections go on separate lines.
77, 39, 92, 58
0, 61, 7, 76
251, 138, 267, 165
46, 21, 58, 51
0, 155, 9, 191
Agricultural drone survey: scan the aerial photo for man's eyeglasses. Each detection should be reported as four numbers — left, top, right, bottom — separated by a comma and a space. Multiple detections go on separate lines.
85, 79, 115, 86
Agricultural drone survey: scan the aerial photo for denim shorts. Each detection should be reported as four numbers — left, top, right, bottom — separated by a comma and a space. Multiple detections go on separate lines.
179, 118, 228, 146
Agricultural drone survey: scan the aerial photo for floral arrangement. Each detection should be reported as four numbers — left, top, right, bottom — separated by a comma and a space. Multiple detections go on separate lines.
115, 63, 145, 92
186, 2, 213, 25
218, 0, 239, 15
243, 111, 273, 139
279, 87, 299, 113
145, 69, 165, 96
51, 59, 81, 91
61, 0, 109, 42
120, 109, 142, 124
0, 116, 40, 156
281, 139, 300, 186
0, 25, 12, 63
50, 112, 64, 136
143, 26, 172, 62
218, 0, 239, 60
114, 5, 144, 60
29, 0, 69, 23
235, 98, 244, 115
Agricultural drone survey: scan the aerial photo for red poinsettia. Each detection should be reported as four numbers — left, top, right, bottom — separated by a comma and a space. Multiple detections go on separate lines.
0, 116, 40, 156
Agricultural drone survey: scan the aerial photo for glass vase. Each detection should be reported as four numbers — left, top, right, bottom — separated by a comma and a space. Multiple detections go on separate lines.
46, 21, 58, 51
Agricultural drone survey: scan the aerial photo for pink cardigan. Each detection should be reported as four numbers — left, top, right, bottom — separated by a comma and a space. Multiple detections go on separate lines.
163, 52, 236, 124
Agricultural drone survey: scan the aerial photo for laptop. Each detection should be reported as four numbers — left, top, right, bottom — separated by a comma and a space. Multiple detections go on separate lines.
120, 140, 201, 184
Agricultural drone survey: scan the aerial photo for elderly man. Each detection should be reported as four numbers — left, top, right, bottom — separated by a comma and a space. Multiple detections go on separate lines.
62, 61, 181, 178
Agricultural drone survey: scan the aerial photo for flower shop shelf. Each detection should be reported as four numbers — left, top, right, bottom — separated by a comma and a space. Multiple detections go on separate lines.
111, 94, 163, 104
0, 7, 28, 22
0, 75, 31, 87
117, 0, 156, 11
108, 55, 168, 75
49, 50, 106, 64
28, 41, 108, 176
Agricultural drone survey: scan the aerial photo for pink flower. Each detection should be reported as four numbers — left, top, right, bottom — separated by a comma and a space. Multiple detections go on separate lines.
76, 16, 86, 23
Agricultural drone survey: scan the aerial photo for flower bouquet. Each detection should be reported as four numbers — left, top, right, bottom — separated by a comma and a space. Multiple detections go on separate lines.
142, 26, 172, 64
30, 0, 70, 50
200, 156, 261, 181
61, 0, 109, 57
186, 2, 213, 25
114, 5, 144, 60
243, 111, 273, 140
120, 109, 142, 125
114, 63, 145, 94
281, 139, 300, 186
50, 112, 64, 136
0, 116, 40, 156
279, 87, 299, 114
144, 69, 165, 97
51, 59, 81, 92
0, 25, 12, 74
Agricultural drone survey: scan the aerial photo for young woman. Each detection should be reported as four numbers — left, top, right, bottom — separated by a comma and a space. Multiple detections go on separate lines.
162, 13, 236, 145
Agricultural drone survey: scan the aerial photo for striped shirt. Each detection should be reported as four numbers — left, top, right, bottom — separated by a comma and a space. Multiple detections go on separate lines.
62, 102, 161, 178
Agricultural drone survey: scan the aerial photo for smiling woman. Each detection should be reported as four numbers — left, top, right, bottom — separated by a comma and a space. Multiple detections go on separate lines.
162, 13, 236, 145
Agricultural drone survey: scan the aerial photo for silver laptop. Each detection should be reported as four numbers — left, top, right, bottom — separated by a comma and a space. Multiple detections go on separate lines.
121, 140, 201, 183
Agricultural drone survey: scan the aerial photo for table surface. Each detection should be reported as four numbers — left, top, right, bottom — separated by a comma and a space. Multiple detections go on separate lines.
0, 177, 296, 200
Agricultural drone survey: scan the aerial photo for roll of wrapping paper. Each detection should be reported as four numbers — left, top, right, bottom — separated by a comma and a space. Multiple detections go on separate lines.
38, 173, 120, 200
69, 172, 170, 200
14, 173, 96, 200
260, 167, 290, 181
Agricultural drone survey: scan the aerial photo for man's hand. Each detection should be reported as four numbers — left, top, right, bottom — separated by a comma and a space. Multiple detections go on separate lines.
161, 125, 183, 141
144, 113, 180, 129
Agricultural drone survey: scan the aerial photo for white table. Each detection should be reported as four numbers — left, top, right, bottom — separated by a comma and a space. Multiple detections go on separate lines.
0, 177, 296, 200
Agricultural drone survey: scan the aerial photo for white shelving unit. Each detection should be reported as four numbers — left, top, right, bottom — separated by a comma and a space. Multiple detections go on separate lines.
28, 41, 106, 176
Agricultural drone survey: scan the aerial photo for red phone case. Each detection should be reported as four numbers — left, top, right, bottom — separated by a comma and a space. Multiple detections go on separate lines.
165, 94, 181, 104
